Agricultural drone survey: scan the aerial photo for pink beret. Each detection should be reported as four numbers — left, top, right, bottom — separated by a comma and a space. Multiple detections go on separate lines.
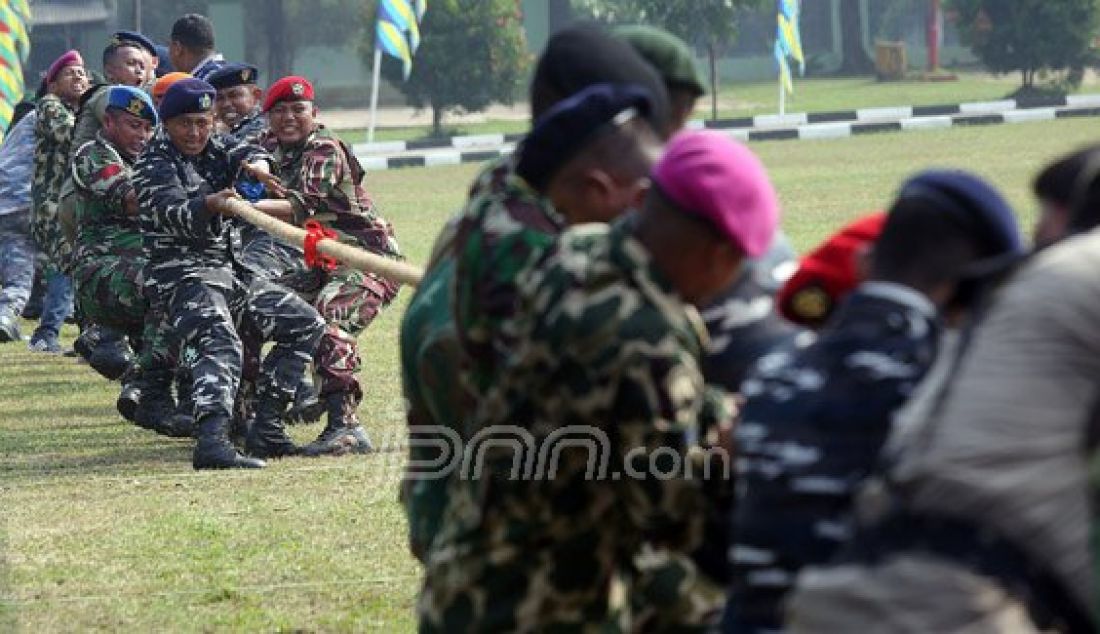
652, 131, 779, 258
46, 50, 84, 84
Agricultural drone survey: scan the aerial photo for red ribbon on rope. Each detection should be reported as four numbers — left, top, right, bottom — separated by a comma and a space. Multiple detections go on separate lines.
303, 219, 338, 271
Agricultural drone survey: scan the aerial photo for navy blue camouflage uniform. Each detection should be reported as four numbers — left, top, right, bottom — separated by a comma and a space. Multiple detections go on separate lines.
725, 282, 940, 632
133, 132, 324, 433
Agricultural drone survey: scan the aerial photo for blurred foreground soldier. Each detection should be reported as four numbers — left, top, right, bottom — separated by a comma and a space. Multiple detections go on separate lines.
169, 14, 224, 80
788, 236, 1100, 634
0, 107, 38, 342
208, 63, 266, 144
400, 24, 670, 565
401, 83, 660, 562
614, 24, 706, 133
134, 78, 324, 469
727, 172, 1024, 633
260, 76, 402, 455
70, 87, 192, 436
31, 50, 89, 353
777, 212, 887, 330
419, 131, 778, 632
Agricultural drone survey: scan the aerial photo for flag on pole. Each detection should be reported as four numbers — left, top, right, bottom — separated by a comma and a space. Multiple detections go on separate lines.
0, 0, 29, 139
376, 0, 427, 80
775, 0, 804, 95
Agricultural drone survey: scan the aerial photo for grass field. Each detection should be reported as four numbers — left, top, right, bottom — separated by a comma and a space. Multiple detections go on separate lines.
2, 117, 1097, 632
342, 71, 1090, 144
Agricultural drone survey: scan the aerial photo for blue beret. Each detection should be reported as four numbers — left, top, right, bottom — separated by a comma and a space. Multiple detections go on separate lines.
898, 170, 1025, 258
106, 85, 158, 125
206, 63, 260, 90
154, 45, 175, 76
158, 78, 216, 121
108, 30, 156, 57
516, 82, 654, 192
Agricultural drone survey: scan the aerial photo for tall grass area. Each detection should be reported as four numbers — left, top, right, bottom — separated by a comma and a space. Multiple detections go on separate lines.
1, 118, 1095, 631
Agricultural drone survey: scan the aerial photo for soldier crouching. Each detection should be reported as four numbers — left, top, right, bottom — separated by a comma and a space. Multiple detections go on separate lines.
133, 77, 324, 470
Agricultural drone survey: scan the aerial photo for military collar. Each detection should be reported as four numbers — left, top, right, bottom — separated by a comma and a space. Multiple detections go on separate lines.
856, 281, 938, 321
95, 130, 136, 164
231, 106, 263, 132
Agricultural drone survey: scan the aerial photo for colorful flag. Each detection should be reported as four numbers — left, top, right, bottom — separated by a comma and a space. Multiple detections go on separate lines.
775, 0, 805, 95
377, 0, 427, 80
0, 0, 29, 139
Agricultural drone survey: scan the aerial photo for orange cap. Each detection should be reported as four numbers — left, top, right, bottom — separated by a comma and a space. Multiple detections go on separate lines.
153, 72, 192, 103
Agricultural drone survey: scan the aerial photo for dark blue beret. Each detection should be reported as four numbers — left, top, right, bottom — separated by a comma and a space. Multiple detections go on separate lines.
107, 30, 157, 57
106, 85, 158, 125
516, 82, 654, 193
898, 170, 1024, 258
154, 45, 175, 76
158, 78, 216, 121
206, 63, 260, 90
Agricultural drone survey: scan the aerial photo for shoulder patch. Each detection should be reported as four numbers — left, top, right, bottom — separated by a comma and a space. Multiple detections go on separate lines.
790, 284, 832, 321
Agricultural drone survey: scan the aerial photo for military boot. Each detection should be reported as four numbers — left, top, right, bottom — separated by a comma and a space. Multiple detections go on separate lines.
132, 372, 192, 438
244, 392, 300, 459
116, 368, 142, 422
302, 392, 374, 457
284, 376, 323, 425
194, 415, 266, 470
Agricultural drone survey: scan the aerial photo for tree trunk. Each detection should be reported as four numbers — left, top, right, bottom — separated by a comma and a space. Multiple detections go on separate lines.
266, 0, 292, 78
709, 41, 718, 121
838, 0, 873, 75
432, 104, 443, 137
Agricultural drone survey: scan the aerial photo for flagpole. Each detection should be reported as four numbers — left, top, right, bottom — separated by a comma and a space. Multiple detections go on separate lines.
368, 47, 382, 144
779, 78, 785, 116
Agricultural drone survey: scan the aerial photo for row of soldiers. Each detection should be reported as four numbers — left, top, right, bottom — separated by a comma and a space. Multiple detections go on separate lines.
0, 14, 402, 469
399, 23, 1098, 633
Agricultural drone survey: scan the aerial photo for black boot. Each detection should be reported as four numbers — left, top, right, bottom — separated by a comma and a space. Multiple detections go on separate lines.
132, 372, 192, 438
168, 369, 198, 437
116, 372, 142, 422
194, 415, 265, 470
244, 393, 300, 459
284, 376, 323, 425
302, 392, 374, 457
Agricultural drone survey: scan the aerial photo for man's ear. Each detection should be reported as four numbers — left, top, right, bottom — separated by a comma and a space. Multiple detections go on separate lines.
251, 86, 263, 102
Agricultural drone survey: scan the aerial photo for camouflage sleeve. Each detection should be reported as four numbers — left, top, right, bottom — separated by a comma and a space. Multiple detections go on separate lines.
223, 136, 271, 173
134, 151, 214, 240
71, 88, 107, 151
71, 142, 132, 216
283, 140, 348, 222
36, 97, 74, 146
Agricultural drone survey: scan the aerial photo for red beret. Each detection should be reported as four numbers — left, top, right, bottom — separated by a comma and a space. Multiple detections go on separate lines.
778, 212, 887, 328
262, 76, 314, 112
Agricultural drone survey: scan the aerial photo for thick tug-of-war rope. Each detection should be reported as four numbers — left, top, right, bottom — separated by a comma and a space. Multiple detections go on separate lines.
223, 197, 424, 287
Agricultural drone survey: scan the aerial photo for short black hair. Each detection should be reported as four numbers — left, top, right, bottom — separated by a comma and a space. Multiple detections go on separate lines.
1034, 145, 1100, 234
102, 42, 143, 69
170, 14, 215, 53
872, 195, 983, 291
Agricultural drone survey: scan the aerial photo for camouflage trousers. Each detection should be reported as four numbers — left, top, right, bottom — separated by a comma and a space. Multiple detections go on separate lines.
30, 201, 71, 272
164, 275, 324, 423
73, 256, 145, 337
0, 209, 36, 316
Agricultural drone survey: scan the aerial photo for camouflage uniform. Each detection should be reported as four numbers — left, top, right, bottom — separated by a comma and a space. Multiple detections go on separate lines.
32, 94, 77, 270
265, 125, 401, 406
0, 110, 38, 319
226, 106, 267, 146
133, 132, 324, 427
419, 217, 724, 632
726, 282, 939, 631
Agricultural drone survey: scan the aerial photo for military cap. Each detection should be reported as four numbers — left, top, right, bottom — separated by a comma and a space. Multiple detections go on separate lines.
45, 49, 83, 84
613, 25, 707, 96
778, 212, 887, 327
516, 82, 653, 193
153, 72, 191, 103
898, 170, 1024, 259
106, 85, 158, 125
206, 63, 260, 91
158, 77, 216, 120
107, 30, 157, 58
652, 131, 779, 258
262, 76, 314, 112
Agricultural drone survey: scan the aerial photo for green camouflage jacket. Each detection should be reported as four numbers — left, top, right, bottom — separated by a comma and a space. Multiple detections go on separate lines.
32, 94, 77, 266
70, 133, 143, 261
265, 125, 401, 259
420, 216, 721, 632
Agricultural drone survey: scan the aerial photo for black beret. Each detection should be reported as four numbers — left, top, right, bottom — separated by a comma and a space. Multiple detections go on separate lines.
206, 63, 260, 90
107, 30, 157, 58
158, 77, 216, 120
530, 23, 670, 134
516, 82, 653, 193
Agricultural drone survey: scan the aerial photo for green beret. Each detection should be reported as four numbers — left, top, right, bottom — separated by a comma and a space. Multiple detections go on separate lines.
613, 25, 707, 97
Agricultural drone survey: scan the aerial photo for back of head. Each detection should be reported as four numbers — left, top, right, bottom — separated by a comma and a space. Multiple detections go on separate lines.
171, 14, 215, 53
1037, 145, 1100, 236
873, 170, 1023, 302
529, 23, 670, 135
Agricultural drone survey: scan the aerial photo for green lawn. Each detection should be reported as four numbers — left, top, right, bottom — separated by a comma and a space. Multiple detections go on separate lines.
1, 117, 1095, 631
342, 71, 1088, 144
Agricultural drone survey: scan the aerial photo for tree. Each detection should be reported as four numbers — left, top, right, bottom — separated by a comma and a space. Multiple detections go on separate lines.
950, 0, 1099, 90
574, 0, 766, 119
838, 0, 873, 74
244, 0, 366, 80
361, 0, 529, 136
